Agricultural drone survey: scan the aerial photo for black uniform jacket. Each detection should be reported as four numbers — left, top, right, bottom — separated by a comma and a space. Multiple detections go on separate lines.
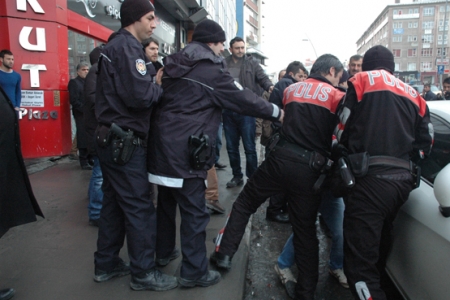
0, 86, 43, 237
280, 75, 346, 158
336, 69, 433, 162
147, 42, 281, 185
95, 28, 162, 138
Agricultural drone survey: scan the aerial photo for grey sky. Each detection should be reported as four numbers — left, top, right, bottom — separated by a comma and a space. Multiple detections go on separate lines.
261, 0, 410, 72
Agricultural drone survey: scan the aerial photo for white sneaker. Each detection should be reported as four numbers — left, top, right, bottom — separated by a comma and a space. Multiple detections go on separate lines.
329, 268, 349, 288
274, 264, 297, 285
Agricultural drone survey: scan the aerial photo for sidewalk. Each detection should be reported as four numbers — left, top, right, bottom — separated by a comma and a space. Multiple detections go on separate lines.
0, 157, 250, 300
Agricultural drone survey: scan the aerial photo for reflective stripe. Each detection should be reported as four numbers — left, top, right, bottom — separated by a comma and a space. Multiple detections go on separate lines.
271, 103, 280, 119
100, 53, 111, 62
148, 173, 183, 188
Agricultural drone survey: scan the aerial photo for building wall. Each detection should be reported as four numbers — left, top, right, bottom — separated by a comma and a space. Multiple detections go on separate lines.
357, 0, 450, 84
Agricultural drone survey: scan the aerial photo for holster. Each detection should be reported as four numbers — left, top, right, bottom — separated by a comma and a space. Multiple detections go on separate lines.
329, 157, 356, 198
347, 152, 370, 177
188, 133, 210, 170
265, 132, 281, 158
96, 125, 112, 148
110, 123, 136, 166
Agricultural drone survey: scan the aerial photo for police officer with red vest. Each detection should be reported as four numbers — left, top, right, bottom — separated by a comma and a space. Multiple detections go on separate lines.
334, 45, 433, 300
211, 54, 346, 300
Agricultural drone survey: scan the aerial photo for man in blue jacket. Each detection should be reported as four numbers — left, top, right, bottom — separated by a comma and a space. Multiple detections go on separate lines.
147, 19, 283, 288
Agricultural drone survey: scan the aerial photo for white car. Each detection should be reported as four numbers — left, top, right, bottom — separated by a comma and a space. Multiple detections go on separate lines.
386, 100, 450, 299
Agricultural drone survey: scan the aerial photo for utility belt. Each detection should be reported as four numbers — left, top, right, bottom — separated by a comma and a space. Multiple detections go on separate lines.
330, 152, 421, 197
267, 134, 334, 193
96, 123, 145, 165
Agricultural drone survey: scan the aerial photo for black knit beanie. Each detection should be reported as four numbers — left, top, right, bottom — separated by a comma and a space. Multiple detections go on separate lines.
120, 0, 155, 28
192, 19, 226, 43
362, 45, 395, 73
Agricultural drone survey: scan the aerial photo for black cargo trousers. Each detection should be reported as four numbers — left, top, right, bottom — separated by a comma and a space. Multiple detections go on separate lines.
343, 169, 414, 300
218, 147, 322, 300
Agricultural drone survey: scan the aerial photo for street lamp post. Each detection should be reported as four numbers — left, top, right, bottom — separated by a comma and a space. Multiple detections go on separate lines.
439, 0, 449, 92
302, 33, 318, 59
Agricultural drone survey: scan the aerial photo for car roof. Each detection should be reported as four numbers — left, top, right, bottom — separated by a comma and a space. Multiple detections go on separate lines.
427, 100, 450, 120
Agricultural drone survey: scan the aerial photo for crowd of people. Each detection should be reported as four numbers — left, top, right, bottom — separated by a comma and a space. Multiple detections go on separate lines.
0, 0, 438, 299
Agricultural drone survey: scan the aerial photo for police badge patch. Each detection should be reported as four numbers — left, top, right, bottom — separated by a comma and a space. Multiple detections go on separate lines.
233, 80, 244, 90
136, 59, 147, 75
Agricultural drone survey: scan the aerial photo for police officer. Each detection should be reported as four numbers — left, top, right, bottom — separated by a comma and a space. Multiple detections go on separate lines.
334, 45, 433, 299
211, 54, 346, 300
93, 0, 177, 291
147, 19, 283, 288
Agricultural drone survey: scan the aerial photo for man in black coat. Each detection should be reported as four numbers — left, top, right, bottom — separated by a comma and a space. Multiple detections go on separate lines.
147, 19, 283, 288
0, 85, 44, 300
68, 62, 91, 169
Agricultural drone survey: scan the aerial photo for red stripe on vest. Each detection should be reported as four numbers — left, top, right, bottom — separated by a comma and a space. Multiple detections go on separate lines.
349, 70, 428, 117
283, 78, 345, 113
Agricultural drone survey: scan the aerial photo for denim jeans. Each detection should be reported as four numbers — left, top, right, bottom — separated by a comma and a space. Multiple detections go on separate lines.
88, 156, 103, 220
222, 110, 257, 178
215, 122, 223, 164
277, 191, 345, 270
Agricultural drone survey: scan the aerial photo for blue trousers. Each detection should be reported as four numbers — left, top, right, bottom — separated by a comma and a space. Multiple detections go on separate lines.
278, 191, 344, 270
222, 110, 257, 178
88, 156, 103, 220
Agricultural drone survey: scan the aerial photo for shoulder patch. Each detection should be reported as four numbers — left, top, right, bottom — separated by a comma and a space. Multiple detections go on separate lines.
136, 59, 147, 75
234, 81, 244, 90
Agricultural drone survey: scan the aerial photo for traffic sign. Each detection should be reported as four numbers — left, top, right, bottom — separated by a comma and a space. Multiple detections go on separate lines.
438, 65, 445, 75
436, 58, 450, 66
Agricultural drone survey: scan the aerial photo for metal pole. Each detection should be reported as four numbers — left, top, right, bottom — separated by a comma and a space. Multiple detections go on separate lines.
304, 33, 318, 59
440, 0, 448, 92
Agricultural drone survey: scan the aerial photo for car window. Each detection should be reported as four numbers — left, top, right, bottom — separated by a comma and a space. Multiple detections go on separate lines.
431, 86, 440, 92
417, 113, 450, 184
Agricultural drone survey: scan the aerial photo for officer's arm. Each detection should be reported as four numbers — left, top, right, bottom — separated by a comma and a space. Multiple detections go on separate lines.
114, 44, 162, 109
211, 71, 281, 122
413, 102, 433, 159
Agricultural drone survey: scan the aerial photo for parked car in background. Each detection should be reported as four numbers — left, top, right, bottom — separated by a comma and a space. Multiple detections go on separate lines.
386, 100, 450, 300
412, 84, 442, 98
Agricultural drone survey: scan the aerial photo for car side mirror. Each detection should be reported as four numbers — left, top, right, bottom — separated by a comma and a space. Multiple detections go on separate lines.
434, 163, 450, 217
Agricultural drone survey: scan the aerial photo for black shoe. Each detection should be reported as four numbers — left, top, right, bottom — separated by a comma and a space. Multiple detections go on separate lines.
226, 177, 243, 188
178, 270, 221, 288
94, 259, 130, 282
210, 251, 232, 270
89, 219, 99, 227
215, 162, 227, 169
130, 269, 178, 291
266, 211, 290, 223
156, 248, 180, 267
0, 288, 15, 300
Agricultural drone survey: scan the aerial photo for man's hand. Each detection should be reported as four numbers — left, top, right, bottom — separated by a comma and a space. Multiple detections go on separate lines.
155, 67, 164, 85
269, 85, 274, 93
14, 107, 20, 111
278, 109, 284, 123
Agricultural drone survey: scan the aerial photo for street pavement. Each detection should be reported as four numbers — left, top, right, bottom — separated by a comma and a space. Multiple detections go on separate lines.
2, 153, 402, 300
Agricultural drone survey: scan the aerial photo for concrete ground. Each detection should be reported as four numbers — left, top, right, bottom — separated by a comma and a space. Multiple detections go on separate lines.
1, 157, 249, 300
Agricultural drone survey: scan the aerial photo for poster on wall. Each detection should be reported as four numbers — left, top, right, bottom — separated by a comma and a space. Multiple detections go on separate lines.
21, 90, 44, 107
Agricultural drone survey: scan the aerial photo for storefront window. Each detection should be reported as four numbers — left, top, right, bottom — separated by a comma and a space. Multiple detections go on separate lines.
68, 30, 102, 79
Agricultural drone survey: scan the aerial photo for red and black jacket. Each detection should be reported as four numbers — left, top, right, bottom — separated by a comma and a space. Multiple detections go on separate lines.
280, 74, 346, 158
335, 69, 433, 161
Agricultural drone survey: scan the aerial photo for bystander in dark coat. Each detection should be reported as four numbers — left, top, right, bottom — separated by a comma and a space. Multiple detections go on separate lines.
0, 85, 43, 238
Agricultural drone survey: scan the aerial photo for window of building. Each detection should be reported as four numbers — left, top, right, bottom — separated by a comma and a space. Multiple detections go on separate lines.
393, 36, 403, 42
408, 49, 417, 57
440, 5, 450, 12
424, 7, 435, 16
421, 48, 433, 56
408, 35, 418, 42
67, 30, 102, 79
393, 9, 402, 15
393, 49, 401, 57
423, 21, 434, 29
408, 62, 416, 71
421, 62, 432, 71
395, 63, 400, 71
438, 20, 449, 31
422, 34, 433, 43
408, 21, 418, 28
393, 22, 403, 28
437, 47, 448, 56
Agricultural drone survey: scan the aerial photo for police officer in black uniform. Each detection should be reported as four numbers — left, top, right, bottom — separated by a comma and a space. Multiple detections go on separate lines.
93, 0, 177, 292
147, 19, 284, 288
334, 45, 433, 300
211, 54, 346, 300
